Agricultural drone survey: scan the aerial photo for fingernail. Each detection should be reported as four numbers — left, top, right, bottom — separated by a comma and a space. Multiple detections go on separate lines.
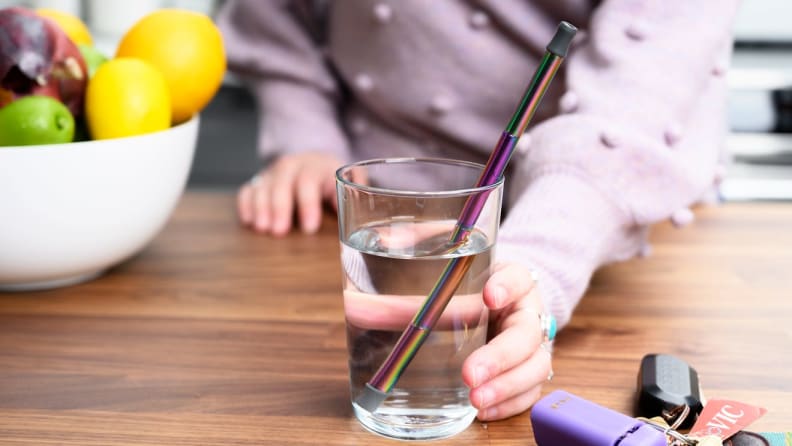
240, 211, 251, 224
493, 285, 506, 307
479, 407, 496, 420
255, 219, 268, 232
303, 216, 319, 234
474, 365, 489, 387
477, 387, 495, 408
273, 218, 288, 235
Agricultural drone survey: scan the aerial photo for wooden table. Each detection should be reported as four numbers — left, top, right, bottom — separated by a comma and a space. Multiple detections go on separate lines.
1, 191, 790, 445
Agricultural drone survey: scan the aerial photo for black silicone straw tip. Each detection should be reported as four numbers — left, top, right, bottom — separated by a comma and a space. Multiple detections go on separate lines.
547, 21, 578, 58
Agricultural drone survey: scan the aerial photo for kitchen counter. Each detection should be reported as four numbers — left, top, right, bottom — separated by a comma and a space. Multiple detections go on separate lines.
1, 191, 789, 444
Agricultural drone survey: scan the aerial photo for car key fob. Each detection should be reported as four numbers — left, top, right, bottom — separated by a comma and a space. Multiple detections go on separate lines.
637, 353, 704, 428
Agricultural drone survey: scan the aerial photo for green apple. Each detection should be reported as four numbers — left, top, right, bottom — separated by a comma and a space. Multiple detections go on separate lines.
0, 96, 75, 146
78, 44, 108, 78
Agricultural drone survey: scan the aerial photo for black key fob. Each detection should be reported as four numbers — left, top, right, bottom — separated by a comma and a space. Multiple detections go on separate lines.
636, 353, 704, 429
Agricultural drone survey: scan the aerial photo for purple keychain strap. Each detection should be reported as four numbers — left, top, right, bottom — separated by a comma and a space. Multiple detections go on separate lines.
531, 390, 667, 446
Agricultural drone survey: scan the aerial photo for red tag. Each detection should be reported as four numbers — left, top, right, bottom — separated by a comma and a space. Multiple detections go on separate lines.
689, 399, 768, 440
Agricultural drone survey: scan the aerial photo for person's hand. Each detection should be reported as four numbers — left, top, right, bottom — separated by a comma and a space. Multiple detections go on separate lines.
238, 152, 342, 236
461, 262, 553, 421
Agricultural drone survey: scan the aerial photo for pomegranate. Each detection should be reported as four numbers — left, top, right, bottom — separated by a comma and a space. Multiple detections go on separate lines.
0, 6, 87, 116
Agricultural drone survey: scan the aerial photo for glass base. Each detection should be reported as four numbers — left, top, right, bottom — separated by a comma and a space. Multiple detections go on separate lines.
352, 402, 477, 441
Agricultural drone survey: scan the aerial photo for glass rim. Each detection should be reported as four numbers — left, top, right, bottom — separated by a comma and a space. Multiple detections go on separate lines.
335, 157, 504, 197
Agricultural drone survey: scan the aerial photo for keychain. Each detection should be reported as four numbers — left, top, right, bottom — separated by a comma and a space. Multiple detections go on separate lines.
530, 389, 778, 446
530, 355, 776, 446
532, 390, 709, 446
635, 354, 773, 446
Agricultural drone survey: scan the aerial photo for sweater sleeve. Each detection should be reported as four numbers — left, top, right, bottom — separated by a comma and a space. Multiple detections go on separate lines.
215, 0, 350, 161
496, 1, 741, 327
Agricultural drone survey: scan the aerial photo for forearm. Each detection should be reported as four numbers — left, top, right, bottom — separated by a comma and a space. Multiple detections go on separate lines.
497, 0, 740, 326
216, 0, 350, 160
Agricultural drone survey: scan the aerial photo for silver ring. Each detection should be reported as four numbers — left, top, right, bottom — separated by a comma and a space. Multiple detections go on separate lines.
547, 369, 554, 382
249, 174, 262, 187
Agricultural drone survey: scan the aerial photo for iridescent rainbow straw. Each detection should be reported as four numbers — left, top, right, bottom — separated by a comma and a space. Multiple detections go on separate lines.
355, 21, 578, 412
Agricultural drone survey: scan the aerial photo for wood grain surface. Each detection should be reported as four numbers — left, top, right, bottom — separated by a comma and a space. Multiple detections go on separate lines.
1, 191, 790, 445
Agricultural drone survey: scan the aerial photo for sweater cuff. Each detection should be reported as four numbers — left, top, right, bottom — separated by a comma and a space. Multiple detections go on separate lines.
252, 80, 351, 161
496, 170, 642, 328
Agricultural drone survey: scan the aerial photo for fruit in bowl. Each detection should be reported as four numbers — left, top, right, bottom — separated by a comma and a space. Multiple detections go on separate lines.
0, 95, 75, 146
2, 7, 225, 143
116, 9, 225, 124
0, 7, 225, 290
0, 116, 199, 291
0, 7, 88, 117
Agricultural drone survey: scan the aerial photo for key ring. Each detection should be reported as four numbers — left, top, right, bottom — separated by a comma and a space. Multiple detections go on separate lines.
642, 418, 698, 445
663, 405, 692, 431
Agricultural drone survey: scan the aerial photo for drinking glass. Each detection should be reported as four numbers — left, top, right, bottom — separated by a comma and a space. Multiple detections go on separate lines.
336, 158, 503, 440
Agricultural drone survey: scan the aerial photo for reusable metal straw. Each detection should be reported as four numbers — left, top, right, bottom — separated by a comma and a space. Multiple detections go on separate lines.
355, 21, 578, 412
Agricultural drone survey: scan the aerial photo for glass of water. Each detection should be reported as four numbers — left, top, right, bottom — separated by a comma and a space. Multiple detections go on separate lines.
335, 158, 504, 440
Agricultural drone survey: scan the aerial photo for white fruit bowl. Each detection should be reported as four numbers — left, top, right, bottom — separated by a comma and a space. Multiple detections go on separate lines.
0, 116, 199, 291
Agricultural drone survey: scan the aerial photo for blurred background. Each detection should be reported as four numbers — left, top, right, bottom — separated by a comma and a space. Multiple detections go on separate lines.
4, 0, 792, 200
723, 0, 792, 200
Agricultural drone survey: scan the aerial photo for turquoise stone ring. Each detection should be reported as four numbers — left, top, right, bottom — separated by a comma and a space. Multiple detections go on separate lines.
540, 313, 557, 342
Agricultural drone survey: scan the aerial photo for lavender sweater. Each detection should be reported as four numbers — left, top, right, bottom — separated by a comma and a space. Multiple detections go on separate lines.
216, 0, 740, 327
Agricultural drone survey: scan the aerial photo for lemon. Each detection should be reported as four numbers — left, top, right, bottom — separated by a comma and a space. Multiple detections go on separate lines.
36, 8, 93, 46
116, 9, 226, 124
0, 96, 75, 146
85, 58, 171, 140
